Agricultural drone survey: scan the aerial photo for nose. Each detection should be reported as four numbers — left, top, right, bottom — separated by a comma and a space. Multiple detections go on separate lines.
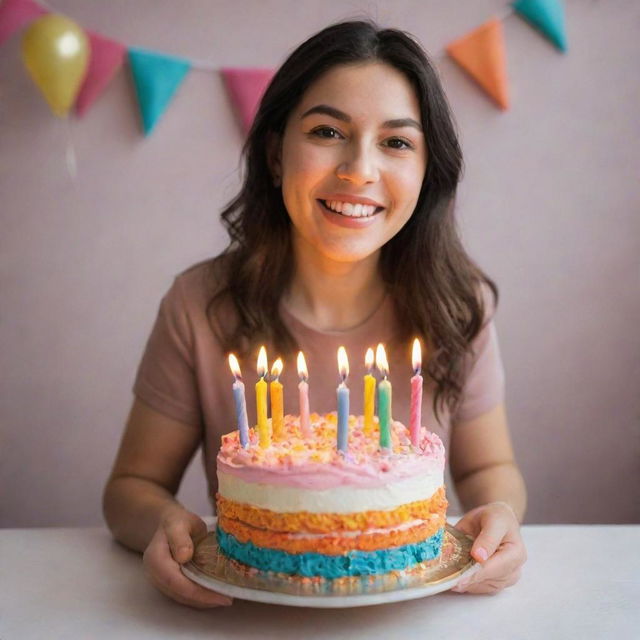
335, 143, 380, 185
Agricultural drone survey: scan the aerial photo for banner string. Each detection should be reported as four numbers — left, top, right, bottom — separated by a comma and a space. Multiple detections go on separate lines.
36, 0, 517, 72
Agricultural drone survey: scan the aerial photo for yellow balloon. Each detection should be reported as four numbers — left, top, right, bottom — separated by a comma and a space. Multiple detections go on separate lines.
21, 14, 89, 117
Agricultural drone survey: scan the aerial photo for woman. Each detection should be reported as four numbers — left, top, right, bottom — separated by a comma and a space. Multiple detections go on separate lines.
103, 20, 527, 608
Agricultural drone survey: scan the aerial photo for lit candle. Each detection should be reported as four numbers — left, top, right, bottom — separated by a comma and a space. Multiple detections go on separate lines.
228, 353, 249, 448
270, 358, 284, 441
410, 338, 423, 447
256, 346, 270, 448
336, 346, 350, 453
376, 343, 392, 450
297, 351, 311, 438
363, 347, 375, 435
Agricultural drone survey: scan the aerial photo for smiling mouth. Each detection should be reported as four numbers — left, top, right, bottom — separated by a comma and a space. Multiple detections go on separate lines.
318, 199, 385, 218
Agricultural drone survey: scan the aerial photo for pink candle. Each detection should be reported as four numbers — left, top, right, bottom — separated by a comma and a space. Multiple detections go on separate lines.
410, 338, 423, 447
297, 351, 311, 437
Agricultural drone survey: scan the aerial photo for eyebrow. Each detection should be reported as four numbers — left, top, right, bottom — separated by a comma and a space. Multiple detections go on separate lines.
300, 104, 423, 132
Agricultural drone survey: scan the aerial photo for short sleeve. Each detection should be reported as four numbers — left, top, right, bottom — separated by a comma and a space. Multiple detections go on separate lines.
133, 278, 202, 427
452, 317, 506, 424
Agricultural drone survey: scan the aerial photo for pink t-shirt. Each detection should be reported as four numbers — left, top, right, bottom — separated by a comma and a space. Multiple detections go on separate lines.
133, 260, 505, 501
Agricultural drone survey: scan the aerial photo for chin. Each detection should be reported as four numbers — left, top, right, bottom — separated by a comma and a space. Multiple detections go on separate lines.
317, 242, 381, 265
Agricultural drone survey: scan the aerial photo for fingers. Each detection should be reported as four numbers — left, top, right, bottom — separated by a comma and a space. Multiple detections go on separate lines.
164, 511, 207, 564
453, 567, 522, 595
453, 536, 526, 594
148, 562, 233, 608
143, 527, 233, 608
470, 502, 518, 562
451, 502, 526, 595
451, 504, 485, 538
189, 513, 209, 544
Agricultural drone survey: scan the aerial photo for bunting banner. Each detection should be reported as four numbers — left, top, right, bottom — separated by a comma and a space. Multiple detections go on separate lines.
128, 47, 191, 136
221, 68, 275, 134
0, 0, 46, 46
513, 0, 567, 52
75, 31, 126, 117
446, 18, 510, 110
0, 0, 569, 139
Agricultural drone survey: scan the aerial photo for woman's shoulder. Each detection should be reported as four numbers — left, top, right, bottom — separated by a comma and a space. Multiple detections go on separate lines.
170, 255, 232, 304
474, 278, 498, 327
166, 254, 238, 340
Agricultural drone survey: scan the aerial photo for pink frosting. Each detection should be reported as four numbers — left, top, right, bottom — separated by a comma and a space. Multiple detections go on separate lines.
217, 413, 445, 490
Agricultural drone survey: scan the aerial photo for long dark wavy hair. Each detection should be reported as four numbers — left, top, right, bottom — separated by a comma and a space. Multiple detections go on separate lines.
208, 19, 497, 419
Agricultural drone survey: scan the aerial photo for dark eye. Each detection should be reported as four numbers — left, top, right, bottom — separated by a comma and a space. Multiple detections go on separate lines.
310, 126, 343, 139
384, 137, 413, 150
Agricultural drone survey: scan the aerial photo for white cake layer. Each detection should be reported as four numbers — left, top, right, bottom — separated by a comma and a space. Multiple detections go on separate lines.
217, 469, 443, 513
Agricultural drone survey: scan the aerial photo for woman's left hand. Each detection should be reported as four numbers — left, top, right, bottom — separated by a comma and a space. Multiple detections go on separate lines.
451, 501, 527, 595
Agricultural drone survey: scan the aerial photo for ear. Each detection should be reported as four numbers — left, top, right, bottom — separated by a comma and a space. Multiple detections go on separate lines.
266, 132, 282, 187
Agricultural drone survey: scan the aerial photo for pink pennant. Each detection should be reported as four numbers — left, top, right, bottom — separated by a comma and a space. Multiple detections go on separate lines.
221, 68, 274, 135
75, 30, 126, 117
0, 0, 47, 46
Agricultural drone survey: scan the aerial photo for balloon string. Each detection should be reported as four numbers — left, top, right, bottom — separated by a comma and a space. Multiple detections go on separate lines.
65, 116, 78, 180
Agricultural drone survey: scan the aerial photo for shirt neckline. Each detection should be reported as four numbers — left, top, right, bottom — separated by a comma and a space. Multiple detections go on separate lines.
279, 293, 391, 339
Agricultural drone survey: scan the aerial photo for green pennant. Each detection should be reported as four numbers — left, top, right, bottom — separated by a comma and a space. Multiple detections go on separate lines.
128, 47, 191, 136
513, 0, 568, 52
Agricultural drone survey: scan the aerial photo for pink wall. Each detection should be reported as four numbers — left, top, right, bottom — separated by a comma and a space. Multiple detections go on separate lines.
1, 0, 638, 527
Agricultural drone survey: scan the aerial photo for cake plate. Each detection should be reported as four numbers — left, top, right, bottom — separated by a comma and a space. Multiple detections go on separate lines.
181, 519, 477, 608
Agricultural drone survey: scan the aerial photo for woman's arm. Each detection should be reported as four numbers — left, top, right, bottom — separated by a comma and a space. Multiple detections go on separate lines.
103, 399, 201, 550
449, 403, 526, 521
448, 403, 528, 594
103, 399, 232, 607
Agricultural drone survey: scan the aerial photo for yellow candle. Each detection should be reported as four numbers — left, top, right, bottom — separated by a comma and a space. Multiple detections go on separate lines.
270, 358, 284, 441
363, 347, 375, 435
256, 346, 270, 448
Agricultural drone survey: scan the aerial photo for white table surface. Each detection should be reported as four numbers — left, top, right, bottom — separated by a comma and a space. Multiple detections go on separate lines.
0, 524, 638, 639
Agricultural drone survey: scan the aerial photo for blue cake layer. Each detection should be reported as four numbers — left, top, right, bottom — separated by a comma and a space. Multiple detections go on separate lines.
216, 526, 444, 578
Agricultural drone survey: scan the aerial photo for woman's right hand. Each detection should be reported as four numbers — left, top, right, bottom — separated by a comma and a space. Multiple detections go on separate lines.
142, 505, 233, 608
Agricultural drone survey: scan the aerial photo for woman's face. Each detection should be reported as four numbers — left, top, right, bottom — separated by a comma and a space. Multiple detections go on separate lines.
275, 62, 427, 265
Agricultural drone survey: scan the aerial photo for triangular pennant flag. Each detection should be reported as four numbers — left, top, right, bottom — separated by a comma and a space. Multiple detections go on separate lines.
128, 47, 191, 136
0, 0, 47, 46
513, 0, 567, 52
221, 68, 275, 135
75, 31, 126, 117
446, 18, 510, 110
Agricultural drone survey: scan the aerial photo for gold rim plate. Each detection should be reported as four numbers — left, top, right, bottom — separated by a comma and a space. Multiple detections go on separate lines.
181, 520, 476, 608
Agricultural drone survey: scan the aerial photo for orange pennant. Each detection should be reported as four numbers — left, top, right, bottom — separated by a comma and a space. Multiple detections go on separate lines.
446, 18, 509, 110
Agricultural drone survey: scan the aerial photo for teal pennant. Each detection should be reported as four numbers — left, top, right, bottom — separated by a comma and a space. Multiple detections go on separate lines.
128, 47, 191, 136
513, 0, 568, 52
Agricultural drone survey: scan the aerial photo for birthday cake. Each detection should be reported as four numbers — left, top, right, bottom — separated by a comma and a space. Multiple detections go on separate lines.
215, 413, 448, 580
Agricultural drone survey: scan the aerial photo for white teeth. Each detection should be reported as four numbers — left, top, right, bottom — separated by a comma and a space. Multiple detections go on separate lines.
342, 202, 354, 215
323, 200, 378, 217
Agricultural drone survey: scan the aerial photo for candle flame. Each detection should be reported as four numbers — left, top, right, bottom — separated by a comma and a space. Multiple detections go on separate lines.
271, 357, 283, 380
297, 351, 308, 381
256, 346, 268, 378
228, 353, 242, 380
365, 347, 374, 372
412, 338, 422, 373
375, 343, 389, 377
337, 346, 349, 381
